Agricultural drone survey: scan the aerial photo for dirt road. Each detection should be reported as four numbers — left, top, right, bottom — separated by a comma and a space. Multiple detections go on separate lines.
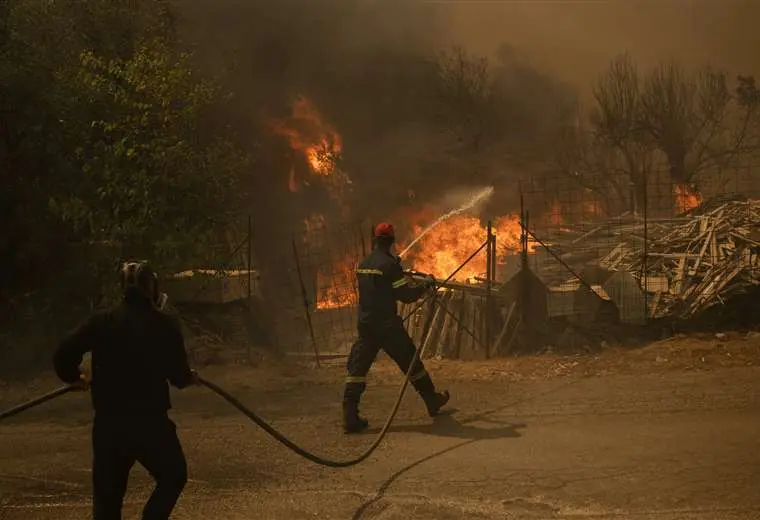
1, 339, 760, 519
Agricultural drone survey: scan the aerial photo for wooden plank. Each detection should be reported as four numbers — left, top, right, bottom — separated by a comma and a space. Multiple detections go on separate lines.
453, 292, 466, 359
491, 301, 516, 357
672, 256, 687, 296
421, 291, 447, 358
438, 291, 462, 358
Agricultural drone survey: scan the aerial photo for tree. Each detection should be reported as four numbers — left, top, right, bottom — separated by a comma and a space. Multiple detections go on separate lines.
433, 45, 578, 190
639, 62, 760, 188
51, 39, 248, 274
434, 46, 492, 159
555, 54, 760, 214
0, 1, 249, 315
553, 55, 657, 214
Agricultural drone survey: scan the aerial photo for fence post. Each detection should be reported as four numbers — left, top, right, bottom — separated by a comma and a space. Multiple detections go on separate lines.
642, 174, 649, 325
291, 237, 322, 368
247, 214, 253, 364
485, 220, 493, 359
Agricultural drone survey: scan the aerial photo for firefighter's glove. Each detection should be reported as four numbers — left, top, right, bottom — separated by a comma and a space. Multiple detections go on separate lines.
72, 373, 91, 392
424, 275, 437, 292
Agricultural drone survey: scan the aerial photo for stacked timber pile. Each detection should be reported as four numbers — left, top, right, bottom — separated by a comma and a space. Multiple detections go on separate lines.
537, 198, 760, 320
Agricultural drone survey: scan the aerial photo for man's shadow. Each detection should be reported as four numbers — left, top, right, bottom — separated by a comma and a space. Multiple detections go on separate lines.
362, 408, 526, 441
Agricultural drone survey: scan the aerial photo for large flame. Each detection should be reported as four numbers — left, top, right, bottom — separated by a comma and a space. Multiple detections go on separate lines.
398, 210, 533, 281
674, 184, 702, 213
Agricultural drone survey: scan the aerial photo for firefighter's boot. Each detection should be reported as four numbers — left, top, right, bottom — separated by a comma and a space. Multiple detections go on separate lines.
342, 401, 369, 434
412, 372, 451, 417
423, 390, 450, 417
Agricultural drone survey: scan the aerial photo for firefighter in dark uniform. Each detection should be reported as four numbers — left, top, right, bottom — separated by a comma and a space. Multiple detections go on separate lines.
53, 261, 197, 520
343, 223, 451, 433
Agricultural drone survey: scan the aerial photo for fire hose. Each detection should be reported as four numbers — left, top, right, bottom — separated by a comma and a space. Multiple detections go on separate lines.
0, 243, 485, 467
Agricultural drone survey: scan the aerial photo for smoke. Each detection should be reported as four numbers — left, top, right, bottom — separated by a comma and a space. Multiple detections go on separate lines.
174, 0, 760, 228
175, 0, 445, 217
434, 1, 760, 99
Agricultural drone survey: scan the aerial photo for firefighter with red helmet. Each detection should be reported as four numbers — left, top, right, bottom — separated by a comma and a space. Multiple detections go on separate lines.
53, 261, 197, 520
342, 223, 450, 433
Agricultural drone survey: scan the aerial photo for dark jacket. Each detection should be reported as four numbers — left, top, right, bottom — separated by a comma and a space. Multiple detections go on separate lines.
53, 295, 194, 417
356, 247, 428, 326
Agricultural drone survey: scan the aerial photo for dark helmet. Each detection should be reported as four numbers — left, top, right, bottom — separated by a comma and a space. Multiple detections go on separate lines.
120, 261, 166, 308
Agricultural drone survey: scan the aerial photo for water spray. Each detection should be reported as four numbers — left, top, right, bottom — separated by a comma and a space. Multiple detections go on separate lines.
398, 186, 495, 258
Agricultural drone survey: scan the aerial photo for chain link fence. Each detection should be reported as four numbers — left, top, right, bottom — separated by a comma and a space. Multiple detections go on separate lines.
167, 162, 760, 365
517, 164, 760, 338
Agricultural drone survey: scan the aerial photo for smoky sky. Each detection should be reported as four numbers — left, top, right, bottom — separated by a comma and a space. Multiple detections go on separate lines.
175, 0, 759, 224
436, 0, 760, 96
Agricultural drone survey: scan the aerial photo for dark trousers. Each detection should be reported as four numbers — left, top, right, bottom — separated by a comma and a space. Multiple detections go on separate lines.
344, 318, 436, 406
92, 414, 187, 520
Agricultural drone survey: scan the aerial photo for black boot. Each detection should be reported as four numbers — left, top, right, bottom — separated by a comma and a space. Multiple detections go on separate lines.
412, 373, 451, 417
342, 401, 369, 434
423, 390, 451, 417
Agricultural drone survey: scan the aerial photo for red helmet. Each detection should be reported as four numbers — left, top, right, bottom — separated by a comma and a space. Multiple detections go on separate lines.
373, 223, 395, 238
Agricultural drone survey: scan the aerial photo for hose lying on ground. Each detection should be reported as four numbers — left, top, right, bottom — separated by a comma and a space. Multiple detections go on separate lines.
0, 247, 482, 467
0, 297, 436, 468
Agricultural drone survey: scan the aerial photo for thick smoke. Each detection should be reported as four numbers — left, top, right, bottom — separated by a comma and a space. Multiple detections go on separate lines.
176, 0, 444, 220
175, 0, 577, 225
435, 1, 760, 98
175, 0, 758, 229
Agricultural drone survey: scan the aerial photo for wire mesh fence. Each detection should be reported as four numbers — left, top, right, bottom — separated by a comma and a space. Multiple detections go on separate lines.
167, 164, 760, 365
518, 165, 760, 333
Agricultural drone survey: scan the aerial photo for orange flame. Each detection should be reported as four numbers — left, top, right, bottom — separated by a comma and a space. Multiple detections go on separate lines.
397, 210, 533, 282
271, 96, 342, 177
302, 214, 358, 310
271, 96, 352, 215
315, 258, 358, 310
674, 184, 702, 213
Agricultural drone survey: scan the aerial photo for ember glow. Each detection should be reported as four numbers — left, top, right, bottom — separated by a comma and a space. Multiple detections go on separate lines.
549, 204, 563, 225
584, 199, 603, 216
674, 184, 702, 213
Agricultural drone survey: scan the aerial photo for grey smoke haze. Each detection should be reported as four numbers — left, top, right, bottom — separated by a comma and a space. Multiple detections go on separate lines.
437, 0, 760, 97
175, 0, 758, 223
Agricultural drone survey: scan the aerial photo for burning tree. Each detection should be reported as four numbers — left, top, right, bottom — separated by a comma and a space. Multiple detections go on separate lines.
555, 54, 760, 215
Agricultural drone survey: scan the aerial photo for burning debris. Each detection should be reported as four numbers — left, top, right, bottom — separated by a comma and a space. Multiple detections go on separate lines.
674, 184, 703, 213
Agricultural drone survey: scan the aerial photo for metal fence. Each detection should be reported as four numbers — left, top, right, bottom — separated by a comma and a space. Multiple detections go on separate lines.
518, 165, 760, 335
169, 165, 760, 364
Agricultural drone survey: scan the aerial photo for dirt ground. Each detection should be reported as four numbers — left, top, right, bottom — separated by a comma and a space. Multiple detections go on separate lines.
1, 332, 760, 519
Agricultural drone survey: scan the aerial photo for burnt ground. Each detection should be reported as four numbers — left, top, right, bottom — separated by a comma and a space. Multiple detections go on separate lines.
1, 332, 760, 519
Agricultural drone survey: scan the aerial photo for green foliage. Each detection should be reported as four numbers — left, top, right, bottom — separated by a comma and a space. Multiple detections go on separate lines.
0, 1, 250, 321
50, 39, 247, 271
